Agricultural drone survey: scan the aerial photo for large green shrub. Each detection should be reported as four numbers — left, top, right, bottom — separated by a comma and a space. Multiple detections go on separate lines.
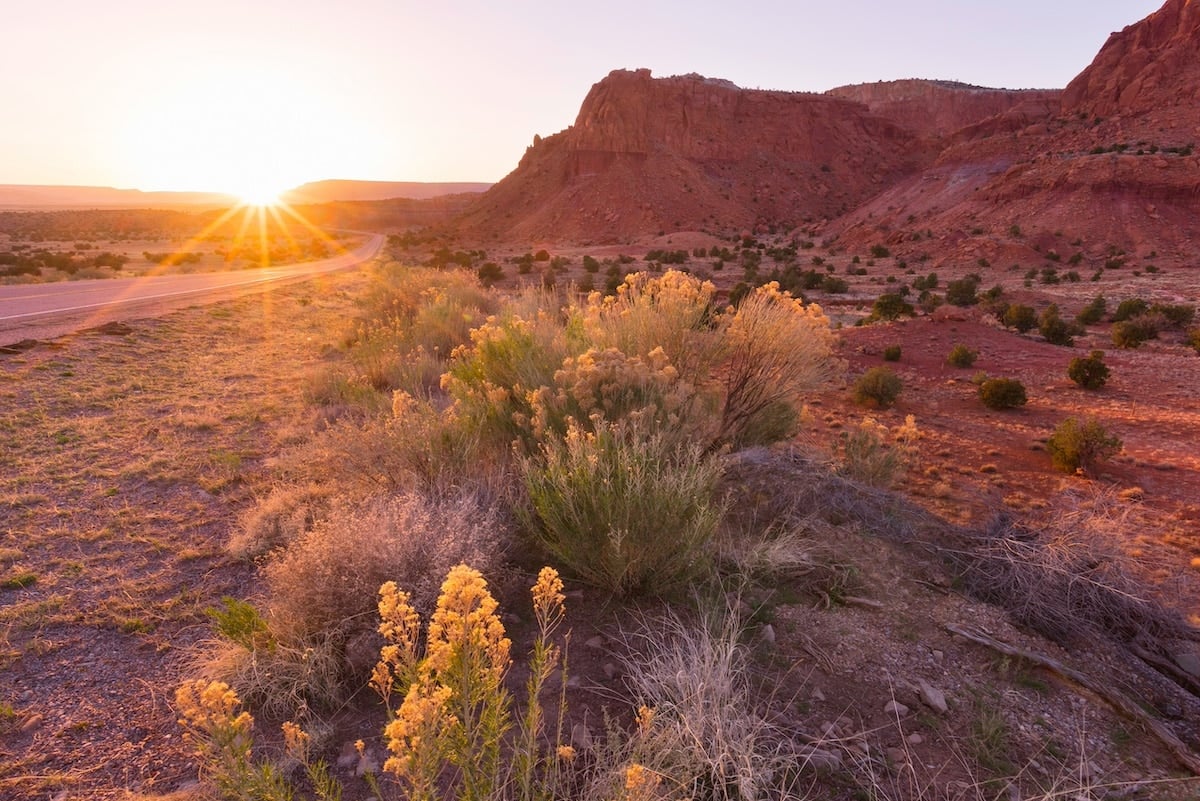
1046, 418, 1121, 474
1067, 350, 1110, 389
853, 367, 902, 408
521, 421, 722, 596
978, 378, 1027, 410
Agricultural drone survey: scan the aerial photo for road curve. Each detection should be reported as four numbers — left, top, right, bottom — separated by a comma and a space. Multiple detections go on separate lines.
0, 233, 384, 346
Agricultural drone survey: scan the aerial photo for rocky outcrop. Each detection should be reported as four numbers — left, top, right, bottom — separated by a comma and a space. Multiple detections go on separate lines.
827, 80, 1060, 141
456, 69, 931, 243
454, 1, 1200, 250
1062, 0, 1200, 118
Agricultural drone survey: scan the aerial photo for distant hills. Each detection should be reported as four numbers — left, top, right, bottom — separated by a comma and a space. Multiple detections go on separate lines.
0, 180, 492, 210
280, 180, 491, 205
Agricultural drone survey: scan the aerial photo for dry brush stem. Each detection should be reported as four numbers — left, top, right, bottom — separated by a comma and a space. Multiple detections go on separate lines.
946, 623, 1200, 776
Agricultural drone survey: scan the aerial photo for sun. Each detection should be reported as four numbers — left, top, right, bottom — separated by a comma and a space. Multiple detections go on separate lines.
237, 182, 285, 207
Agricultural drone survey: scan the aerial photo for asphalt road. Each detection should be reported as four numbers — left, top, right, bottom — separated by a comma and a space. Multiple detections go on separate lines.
0, 233, 384, 347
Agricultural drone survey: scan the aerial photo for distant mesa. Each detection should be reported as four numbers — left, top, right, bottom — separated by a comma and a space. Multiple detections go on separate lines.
0, 185, 238, 210
0, 180, 492, 211
279, 179, 492, 205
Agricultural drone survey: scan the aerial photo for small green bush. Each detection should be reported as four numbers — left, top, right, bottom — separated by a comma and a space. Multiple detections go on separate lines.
978, 378, 1027, 410
947, 343, 979, 368
1046, 417, 1121, 474
521, 421, 722, 597
1067, 350, 1110, 389
1150, 303, 1195, 329
1111, 298, 1148, 322
1111, 316, 1157, 349
1002, 304, 1037, 333
882, 345, 902, 362
853, 367, 902, 408
945, 277, 979, 307
1038, 304, 1076, 346
870, 293, 914, 321
1076, 295, 1107, 326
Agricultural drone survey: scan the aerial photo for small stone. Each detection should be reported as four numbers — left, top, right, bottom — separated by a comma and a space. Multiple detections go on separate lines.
932, 649, 944, 664
797, 745, 841, 772
570, 722, 593, 751
356, 752, 380, 777
1172, 650, 1200, 679
886, 747, 907, 765
820, 721, 839, 737
760, 624, 776, 646
810, 687, 826, 702
851, 739, 870, 755
918, 680, 948, 714
566, 675, 581, 689
336, 741, 359, 770
585, 635, 606, 650
906, 732, 924, 745
21, 714, 44, 733
883, 700, 910, 717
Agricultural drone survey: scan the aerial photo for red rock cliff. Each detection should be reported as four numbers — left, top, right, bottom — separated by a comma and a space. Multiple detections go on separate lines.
1062, 0, 1200, 117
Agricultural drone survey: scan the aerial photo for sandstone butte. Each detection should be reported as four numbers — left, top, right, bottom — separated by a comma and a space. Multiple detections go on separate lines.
454, 0, 1200, 257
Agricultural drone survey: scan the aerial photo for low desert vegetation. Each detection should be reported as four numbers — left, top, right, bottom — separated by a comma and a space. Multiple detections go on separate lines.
1046, 417, 1122, 475
978, 377, 1027, 410
946, 343, 979, 368
162, 257, 1200, 801
1067, 350, 1110, 389
853, 366, 903, 408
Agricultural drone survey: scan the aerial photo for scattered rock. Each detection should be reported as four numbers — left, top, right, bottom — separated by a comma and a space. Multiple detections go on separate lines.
796, 745, 842, 772
886, 747, 907, 766
917, 680, 948, 714
906, 732, 924, 745
602, 661, 622, 680
337, 741, 359, 770
1171, 649, 1200, 679
585, 634, 606, 650
810, 687, 826, 702
760, 623, 777, 646
570, 722, 593, 751
356, 751, 380, 777
21, 713, 44, 733
883, 700, 910, 717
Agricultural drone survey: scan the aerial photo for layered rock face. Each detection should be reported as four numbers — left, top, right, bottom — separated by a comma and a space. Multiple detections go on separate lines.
458, 70, 1048, 243
1062, 0, 1200, 118
827, 80, 1060, 141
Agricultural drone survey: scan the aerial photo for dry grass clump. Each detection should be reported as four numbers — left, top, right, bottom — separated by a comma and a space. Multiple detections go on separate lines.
614, 608, 808, 801
957, 490, 1196, 649
228, 483, 332, 559
265, 492, 507, 642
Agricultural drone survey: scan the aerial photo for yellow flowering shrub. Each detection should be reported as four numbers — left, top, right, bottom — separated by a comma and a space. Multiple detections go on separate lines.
713, 281, 840, 448
582, 269, 719, 381
376, 565, 568, 801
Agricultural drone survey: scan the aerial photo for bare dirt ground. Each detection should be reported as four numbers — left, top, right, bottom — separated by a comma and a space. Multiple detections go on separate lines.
0, 269, 367, 799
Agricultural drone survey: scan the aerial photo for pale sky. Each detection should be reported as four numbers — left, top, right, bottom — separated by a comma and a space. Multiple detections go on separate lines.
0, 0, 1164, 198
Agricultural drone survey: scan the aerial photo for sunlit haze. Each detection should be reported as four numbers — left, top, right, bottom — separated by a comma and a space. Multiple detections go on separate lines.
0, 0, 1163, 193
